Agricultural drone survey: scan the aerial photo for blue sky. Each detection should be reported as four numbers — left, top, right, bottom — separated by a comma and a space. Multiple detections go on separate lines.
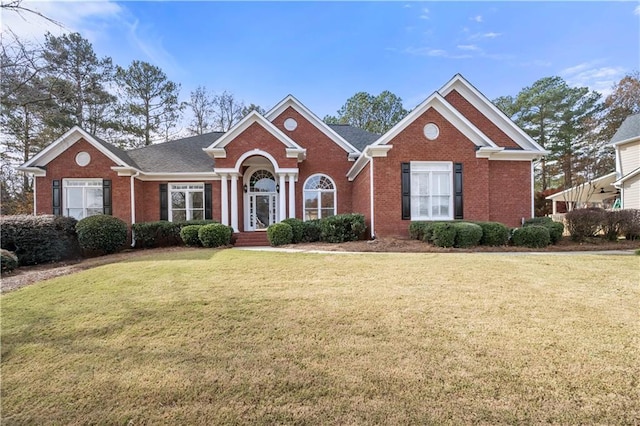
4, 1, 639, 122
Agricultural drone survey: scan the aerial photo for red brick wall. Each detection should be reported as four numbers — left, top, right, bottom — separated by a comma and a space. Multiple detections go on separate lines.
444, 90, 521, 149
351, 161, 371, 235
372, 108, 493, 237
35, 138, 132, 224
271, 107, 355, 218
136, 179, 219, 224
488, 161, 532, 227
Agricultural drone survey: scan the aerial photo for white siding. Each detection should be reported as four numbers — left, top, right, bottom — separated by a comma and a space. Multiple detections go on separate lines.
619, 140, 640, 176
622, 174, 640, 209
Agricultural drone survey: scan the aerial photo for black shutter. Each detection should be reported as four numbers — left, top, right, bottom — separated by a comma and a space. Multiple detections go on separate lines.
52, 180, 61, 216
102, 180, 112, 215
159, 183, 168, 220
454, 163, 463, 220
401, 162, 411, 220
204, 183, 212, 220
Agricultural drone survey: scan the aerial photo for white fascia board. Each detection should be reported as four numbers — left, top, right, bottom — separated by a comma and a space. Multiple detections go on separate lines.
373, 92, 496, 149
476, 148, 549, 161
203, 147, 227, 159
285, 147, 307, 161
439, 74, 546, 153
21, 126, 128, 168
367, 145, 393, 157
613, 167, 640, 186
136, 172, 220, 182
205, 111, 304, 152
265, 94, 360, 155
610, 136, 640, 147
111, 166, 140, 176
347, 153, 371, 181
16, 166, 46, 177
545, 172, 617, 200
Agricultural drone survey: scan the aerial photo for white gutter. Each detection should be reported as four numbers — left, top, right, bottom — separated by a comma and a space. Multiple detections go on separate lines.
363, 151, 375, 239
130, 171, 140, 247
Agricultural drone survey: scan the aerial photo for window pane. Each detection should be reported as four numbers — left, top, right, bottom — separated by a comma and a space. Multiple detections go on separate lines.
172, 192, 186, 209
191, 192, 203, 209
320, 192, 334, 210
67, 188, 83, 208
86, 188, 103, 208
305, 209, 318, 221
191, 210, 204, 220
304, 191, 318, 209
412, 173, 429, 195
320, 208, 334, 218
432, 196, 449, 217
304, 175, 320, 190
67, 208, 84, 220
434, 172, 450, 195
172, 210, 186, 222
86, 208, 103, 217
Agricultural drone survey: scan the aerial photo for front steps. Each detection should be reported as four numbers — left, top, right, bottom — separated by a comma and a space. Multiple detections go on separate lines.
233, 232, 270, 247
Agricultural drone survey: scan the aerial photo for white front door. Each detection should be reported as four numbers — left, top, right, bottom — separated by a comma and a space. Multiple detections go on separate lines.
245, 169, 278, 231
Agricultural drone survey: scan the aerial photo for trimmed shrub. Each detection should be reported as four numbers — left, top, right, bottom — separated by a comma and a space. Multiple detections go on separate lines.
430, 222, 456, 248
618, 209, 640, 240
76, 215, 128, 255
523, 217, 564, 244
0, 215, 79, 265
301, 219, 321, 243
409, 221, 429, 240
475, 221, 510, 246
198, 223, 232, 248
523, 216, 554, 227
565, 208, 605, 242
132, 220, 217, 248
1, 249, 19, 273
452, 222, 483, 248
512, 226, 550, 248
180, 225, 203, 246
319, 213, 366, 243
267, 223, 293, 246
281, 218, 304, 243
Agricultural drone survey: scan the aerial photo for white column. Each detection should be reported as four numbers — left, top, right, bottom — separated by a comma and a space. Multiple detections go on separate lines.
278, 173, 286, 221
220, 174, 229, 226
288, 174, 296, 219
230, 174, 239, 232
552, 199, 557, 215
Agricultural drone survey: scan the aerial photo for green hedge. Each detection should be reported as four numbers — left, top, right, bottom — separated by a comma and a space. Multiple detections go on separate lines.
281, 218, 304, 243
198, 223, 232, 248
430, 223, 456, 248
1, 249, 19, 273
132, 220, 217, 248
453, 222, 483, 248
475, 221, 510, 246
301, 219, 322, 243
523, 217, 564, 244
267, 223, 293, 246
0, 215, 80, 265
512, 226, 551, 248
76, 215, 128, 255
319, 213, 366, 243
180, 225, 203, 247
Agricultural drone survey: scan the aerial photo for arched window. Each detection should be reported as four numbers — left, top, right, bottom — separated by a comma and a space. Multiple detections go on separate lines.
249, 170, 276, 192
304, 174, 336, 220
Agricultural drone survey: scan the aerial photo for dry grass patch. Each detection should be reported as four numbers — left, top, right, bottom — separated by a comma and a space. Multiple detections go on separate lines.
1, 250, 638, 424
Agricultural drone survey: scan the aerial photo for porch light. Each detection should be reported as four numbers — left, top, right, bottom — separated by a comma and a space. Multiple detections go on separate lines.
276, 184, 280, 193
243, 184, 248, 193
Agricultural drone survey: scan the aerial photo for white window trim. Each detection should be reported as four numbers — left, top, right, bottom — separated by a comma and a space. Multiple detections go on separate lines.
169, 182, 205, 222
62, 178, 103, 219
409, 161, 454, 221
303, 173, 337, 221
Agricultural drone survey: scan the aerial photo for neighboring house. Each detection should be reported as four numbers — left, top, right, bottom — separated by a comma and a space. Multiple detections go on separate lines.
546, 113, 640, 213
18, 74, 546, 239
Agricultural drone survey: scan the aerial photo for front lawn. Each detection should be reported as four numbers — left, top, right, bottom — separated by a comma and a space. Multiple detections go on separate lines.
1, 250, 638, 424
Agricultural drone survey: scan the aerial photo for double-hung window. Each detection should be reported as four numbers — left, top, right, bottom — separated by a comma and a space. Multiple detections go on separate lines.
63, 179, 103, 219
303, 174, 336, 220
169, 183, 204, 221
410, 162, 453, 220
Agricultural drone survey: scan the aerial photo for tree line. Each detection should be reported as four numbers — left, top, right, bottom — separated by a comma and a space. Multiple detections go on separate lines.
1, 27, 639, 215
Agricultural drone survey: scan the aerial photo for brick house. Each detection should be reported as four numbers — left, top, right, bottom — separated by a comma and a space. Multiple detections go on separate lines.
18, 74, 546, 240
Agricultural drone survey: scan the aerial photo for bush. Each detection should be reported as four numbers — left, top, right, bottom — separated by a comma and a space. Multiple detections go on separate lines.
523, 216, 554, 227
132, 220, 217, 248
198, 223, 232, 248
281, 218, 304, 244
76, 215, 128, 255
512, 226, 551, 248
409, 221, 429, 240
475, 222, 510, 246
565, 208, 606, 242
430, 222, 456, 248
0, 215, 79, 265
180, 225, 203, 246
267, 223, 293, 246
319, 213, 366, 243
452, 222, 483, 248
1, 249, 19, 273
618, 209, 640, 240
301, 219, 322, 243
523, 217, 564, 244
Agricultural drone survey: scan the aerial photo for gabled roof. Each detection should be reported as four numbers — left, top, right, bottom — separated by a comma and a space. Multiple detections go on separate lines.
328, 124, 379, 151
19, 126, 135, 170
610, 113, 640, 146
265, 95, 361, 155
203, 111, 306, 160
128, 132, 223, 173
545, 172, 617, 202
438, 74, 546, 152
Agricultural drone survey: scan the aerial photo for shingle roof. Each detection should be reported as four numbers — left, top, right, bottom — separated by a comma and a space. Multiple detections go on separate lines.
92, 134, 140, 168
126, 132, 224, 173
327, 124, 380, 151
611, 113, 640, 145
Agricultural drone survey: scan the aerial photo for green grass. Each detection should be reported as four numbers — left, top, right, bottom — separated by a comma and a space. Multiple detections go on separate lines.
2, 249, 639, 424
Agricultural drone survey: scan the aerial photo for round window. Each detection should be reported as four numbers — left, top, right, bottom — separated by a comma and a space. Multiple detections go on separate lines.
423, 123, 440, 140
284, 118, 298, 131
75, 151, 91, 167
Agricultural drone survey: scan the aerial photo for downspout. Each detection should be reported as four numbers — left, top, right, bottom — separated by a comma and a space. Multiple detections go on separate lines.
32, 174, 37, 215
363, 150, 375, 239
531, 161, 535, 219
130, 172, 140, 247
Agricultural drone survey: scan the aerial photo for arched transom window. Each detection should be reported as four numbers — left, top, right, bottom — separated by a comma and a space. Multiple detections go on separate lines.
304, 174, 336, 220
250, 170, 276, 192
